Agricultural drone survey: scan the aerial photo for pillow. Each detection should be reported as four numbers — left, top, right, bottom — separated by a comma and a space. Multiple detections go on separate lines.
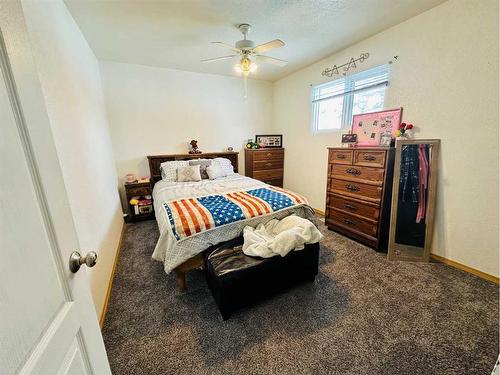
160, 160, 189, 181
189, 159, 212, 179
212, 157, 234, 175
177, 165, 202, 182
206, 165, 227, 180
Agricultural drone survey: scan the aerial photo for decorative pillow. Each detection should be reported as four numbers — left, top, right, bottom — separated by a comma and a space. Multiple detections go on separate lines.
206, 165, 227, 180
189, 159, 212, 179
160, 160, 189, 181
177, 165, 202, 182
212, 157, 234, 175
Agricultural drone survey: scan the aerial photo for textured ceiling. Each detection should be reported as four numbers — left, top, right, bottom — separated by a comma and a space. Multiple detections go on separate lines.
65, 0, 446, 81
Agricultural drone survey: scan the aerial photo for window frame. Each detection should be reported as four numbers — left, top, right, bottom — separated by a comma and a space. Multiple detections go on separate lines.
311, 64, 389, 134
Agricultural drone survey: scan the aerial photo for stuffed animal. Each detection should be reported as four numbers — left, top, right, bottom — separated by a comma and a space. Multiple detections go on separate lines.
189, 139, 202, 154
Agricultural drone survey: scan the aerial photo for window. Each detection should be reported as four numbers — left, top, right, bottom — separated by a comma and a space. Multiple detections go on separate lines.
311, 64, 389, 133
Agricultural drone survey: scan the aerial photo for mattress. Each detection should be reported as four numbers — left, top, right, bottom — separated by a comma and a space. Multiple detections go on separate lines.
152, 174, 314, 273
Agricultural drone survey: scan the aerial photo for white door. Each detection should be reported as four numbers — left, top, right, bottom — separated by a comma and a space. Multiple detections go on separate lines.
0, 2, 111, 374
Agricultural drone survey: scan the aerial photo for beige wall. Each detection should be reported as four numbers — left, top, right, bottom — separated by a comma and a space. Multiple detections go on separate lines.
272, 0, 499, 277
100, 61, 273, 195
22, 0, 123, 317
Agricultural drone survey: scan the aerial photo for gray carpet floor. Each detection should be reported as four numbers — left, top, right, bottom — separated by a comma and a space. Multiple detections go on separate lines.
102, 219, 499, 374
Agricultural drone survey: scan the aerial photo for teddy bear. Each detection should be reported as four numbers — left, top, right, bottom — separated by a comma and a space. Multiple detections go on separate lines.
189, 139, 202, 154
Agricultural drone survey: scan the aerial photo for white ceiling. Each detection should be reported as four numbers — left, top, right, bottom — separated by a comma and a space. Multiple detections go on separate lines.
65, 0, 446, 81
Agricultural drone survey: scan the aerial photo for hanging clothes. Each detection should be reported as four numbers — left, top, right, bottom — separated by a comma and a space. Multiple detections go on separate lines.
399, 145, 419, 203
395, 144, 427, 248
416, 144, 429, 223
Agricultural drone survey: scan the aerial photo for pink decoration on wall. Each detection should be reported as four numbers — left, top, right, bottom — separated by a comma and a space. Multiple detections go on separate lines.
351, 108, 403, 147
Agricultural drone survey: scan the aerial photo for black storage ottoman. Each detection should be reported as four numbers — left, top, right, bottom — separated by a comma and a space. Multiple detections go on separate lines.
204, 237, 320, 320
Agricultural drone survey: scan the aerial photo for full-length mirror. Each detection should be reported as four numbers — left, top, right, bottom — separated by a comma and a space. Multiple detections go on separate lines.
388, 139, 440, 262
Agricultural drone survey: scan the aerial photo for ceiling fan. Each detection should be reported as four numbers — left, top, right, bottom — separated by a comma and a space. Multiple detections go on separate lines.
201, 23, 288, 77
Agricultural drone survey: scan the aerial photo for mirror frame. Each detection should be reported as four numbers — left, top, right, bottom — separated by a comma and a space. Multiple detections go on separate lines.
387, 139, 440, 262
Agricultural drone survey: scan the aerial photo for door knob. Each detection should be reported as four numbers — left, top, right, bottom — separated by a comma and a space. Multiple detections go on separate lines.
69, 251, 97, 273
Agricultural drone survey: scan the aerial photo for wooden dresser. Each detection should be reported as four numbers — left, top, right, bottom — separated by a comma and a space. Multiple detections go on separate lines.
245, 148, 284, 187
325, 147, 395, 251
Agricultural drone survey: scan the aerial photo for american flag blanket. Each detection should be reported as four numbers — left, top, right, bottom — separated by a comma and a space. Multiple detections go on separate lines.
163, 186, 308, 241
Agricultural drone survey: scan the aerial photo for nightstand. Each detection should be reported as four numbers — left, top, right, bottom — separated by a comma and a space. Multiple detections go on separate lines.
124, 181, 154, 222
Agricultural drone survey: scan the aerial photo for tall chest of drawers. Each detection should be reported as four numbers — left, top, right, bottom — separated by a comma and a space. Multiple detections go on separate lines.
245, 148, 284, 187
325, 147, 395, 251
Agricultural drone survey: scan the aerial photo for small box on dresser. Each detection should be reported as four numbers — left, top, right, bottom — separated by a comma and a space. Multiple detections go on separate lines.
325, 147, 395, 251
124, 181, 154, 222
245, 148, 284, 187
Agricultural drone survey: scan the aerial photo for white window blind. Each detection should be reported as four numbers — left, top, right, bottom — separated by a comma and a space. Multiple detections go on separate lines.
311, 64, 389, 133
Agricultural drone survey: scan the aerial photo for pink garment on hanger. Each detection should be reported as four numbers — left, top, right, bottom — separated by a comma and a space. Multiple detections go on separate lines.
416, 144, 429, 223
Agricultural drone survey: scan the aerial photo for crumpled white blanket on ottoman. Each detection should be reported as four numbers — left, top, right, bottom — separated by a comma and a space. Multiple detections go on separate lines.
242, 215, 323, 258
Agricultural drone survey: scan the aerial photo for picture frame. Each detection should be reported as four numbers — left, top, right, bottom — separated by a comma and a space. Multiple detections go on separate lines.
341, 133, 358, 144
255, 134, 283, 148
351, 108, 403, 147
379, 133, 392, 147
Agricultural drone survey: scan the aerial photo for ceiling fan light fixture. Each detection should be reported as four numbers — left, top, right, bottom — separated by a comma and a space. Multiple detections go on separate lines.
234, 56, 257, 76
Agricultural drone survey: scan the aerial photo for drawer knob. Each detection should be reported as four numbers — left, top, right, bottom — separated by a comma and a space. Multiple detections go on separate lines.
345, 184, 360, 192
363, 155, 376, 161
343, 218, 356, 226
267, 153, 272, 157
344, 203, 357, 211
337, 154, 346, 159
346, 168, 361, 176
266, 162, 272, 166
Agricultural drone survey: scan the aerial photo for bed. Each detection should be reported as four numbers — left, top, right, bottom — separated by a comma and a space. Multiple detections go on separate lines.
147, 152, 315, 289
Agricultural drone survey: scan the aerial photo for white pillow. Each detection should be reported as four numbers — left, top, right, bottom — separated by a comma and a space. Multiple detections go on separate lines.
206, 165, 227, 180
212, 157, 234, 175
177, 165, 202, 182
160, 160, 189, 181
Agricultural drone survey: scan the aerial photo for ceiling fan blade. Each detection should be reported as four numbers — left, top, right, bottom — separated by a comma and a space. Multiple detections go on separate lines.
201, 55, 238, 63
211, 41, 241, 53
254, 55, 288, 67
252, 39, 285, 54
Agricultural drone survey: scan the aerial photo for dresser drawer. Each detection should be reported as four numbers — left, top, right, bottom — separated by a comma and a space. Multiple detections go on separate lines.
254, 159, 283, 170
329, 149, 353, 165
253, 168, 283, 180
328, 210, 378, 237
353, 150, 386, 168
262, 178, 283, 187
253, 149, 284, 161
330, 179, 382, 202
330, 164, 384, 184
328, 194, 380, 221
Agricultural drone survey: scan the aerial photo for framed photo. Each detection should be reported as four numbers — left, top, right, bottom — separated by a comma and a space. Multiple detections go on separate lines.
255, 134, 283, 148
351, 108, 403, 147
341, 133, 358, 144
379, 133, 392, 147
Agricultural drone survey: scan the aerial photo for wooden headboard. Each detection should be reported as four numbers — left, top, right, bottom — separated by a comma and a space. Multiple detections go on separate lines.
147, 151, 239, 185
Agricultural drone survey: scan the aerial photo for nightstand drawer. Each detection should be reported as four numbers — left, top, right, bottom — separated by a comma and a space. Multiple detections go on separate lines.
126, 186, 151, 197
253, 149, 284, 161
254, 159, 284, 170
